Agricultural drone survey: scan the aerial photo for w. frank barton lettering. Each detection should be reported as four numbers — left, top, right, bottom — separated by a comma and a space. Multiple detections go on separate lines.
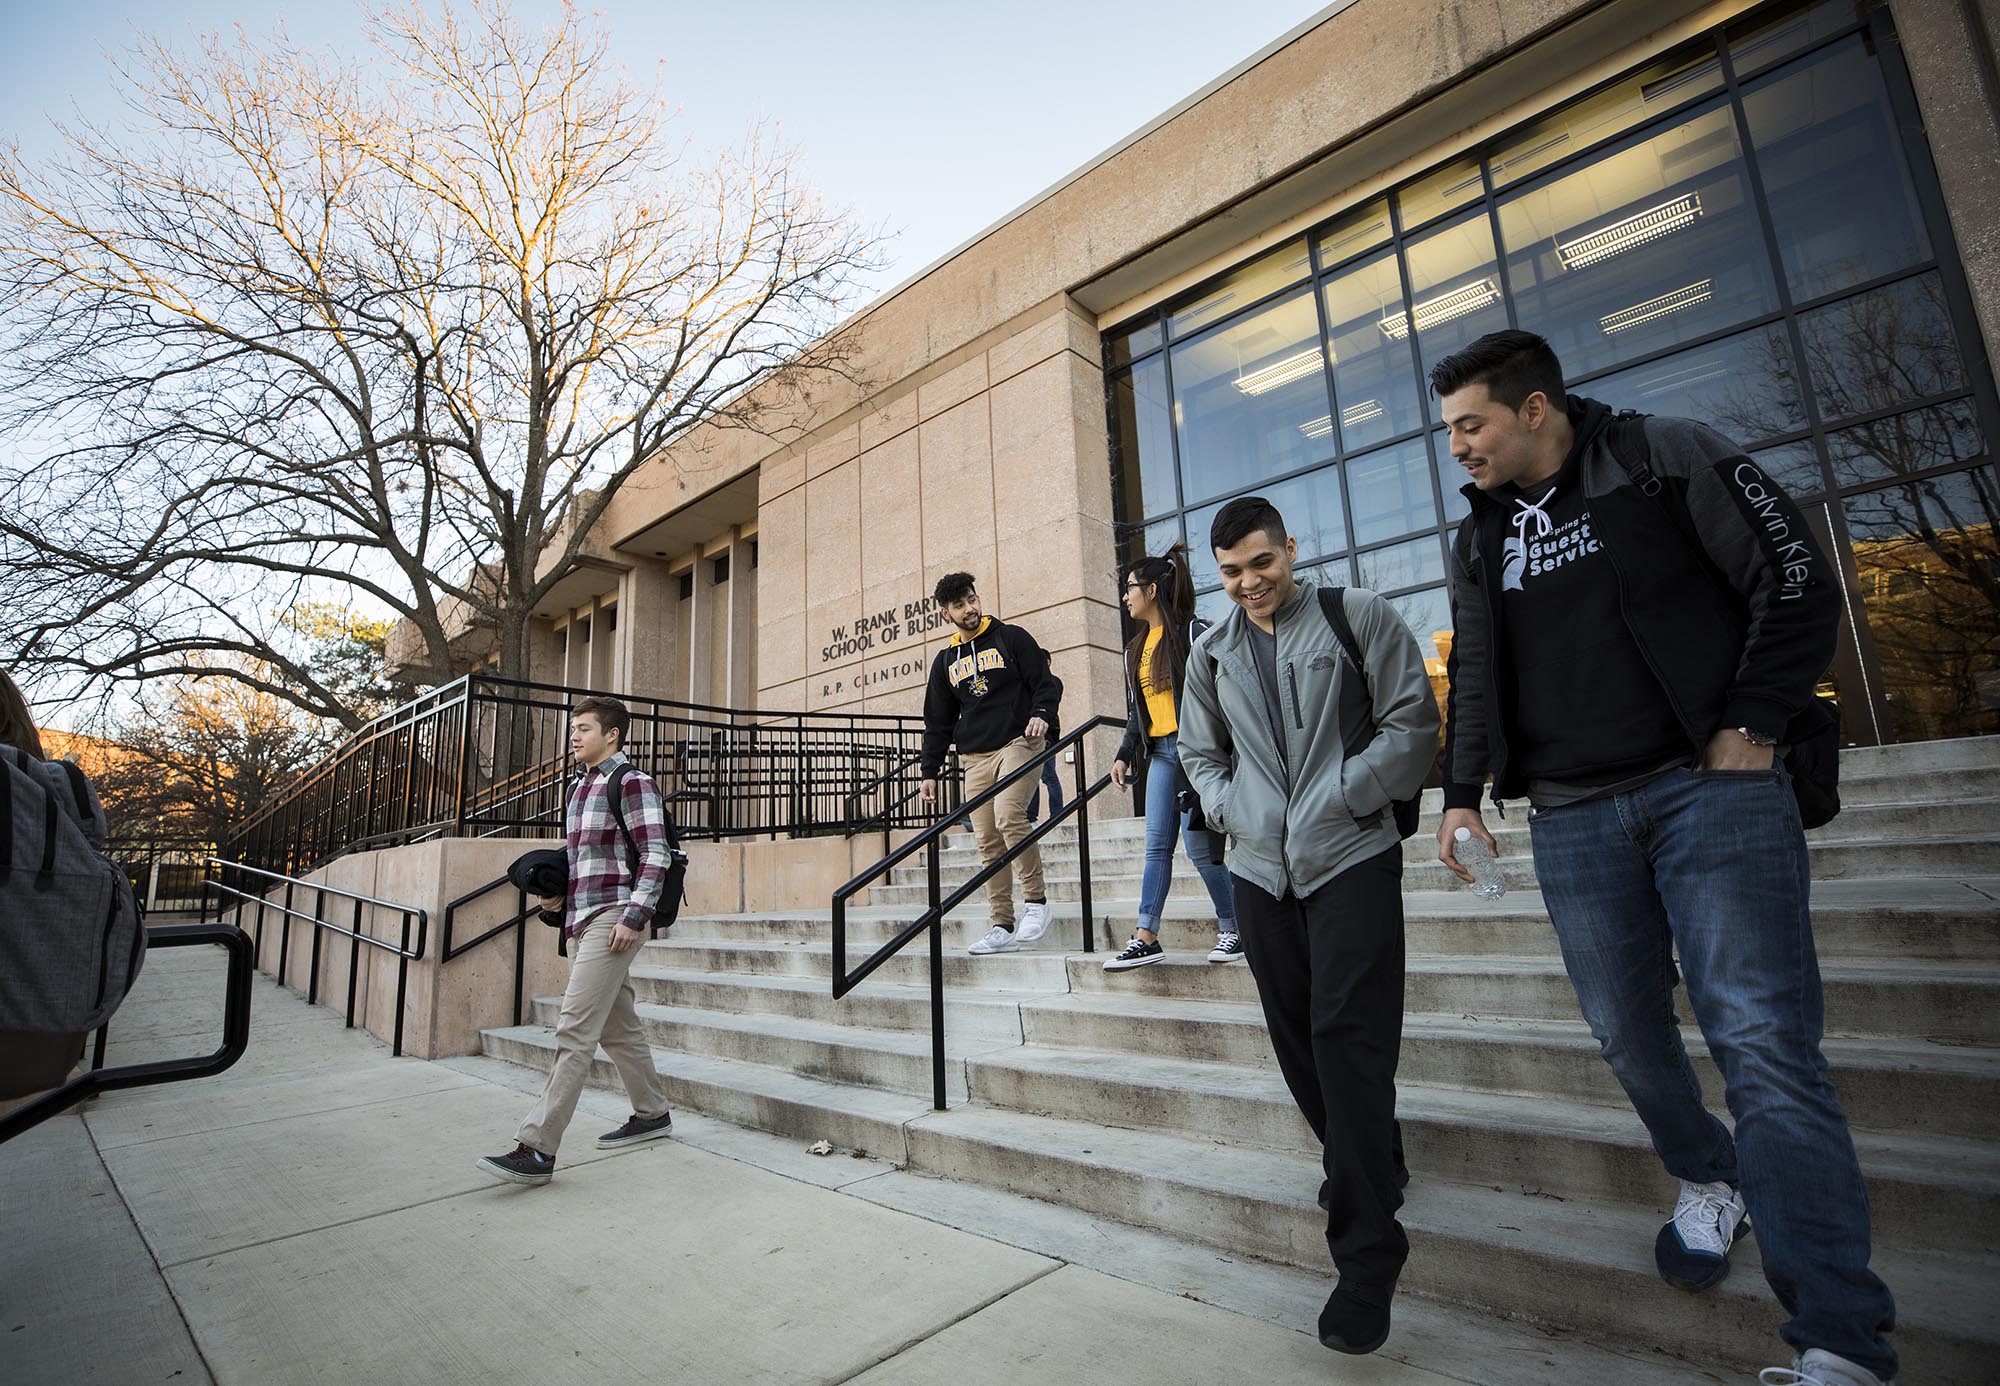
819, 595, 951, 664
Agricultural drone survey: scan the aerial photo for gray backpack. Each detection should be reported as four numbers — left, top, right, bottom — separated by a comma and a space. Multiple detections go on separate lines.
0, 746, 147, 1098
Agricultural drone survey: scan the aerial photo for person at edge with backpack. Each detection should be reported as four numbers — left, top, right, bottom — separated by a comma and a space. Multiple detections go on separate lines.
1102, 544, 1241, 970
1176, 496, 1438, 1358
1431, 330, 1894, 1386
478, 696, 675, 1186
1, 669, 147, 1099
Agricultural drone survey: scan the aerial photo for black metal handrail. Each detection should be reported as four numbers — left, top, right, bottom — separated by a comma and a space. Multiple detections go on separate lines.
831, 715, 1123, 1111
0, 922, 255, 1146
224, 674, 938, 879
440, 874, 541, 1030
202, 858, 429, 1056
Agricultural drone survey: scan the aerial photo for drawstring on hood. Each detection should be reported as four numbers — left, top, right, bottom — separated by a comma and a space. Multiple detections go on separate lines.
1512, 489, 1558, 544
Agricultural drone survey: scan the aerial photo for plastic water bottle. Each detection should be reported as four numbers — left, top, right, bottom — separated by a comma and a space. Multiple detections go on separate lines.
1454, 826, 1507, 899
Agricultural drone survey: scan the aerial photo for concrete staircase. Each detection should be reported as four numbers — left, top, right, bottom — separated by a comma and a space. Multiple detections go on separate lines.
482, 737, 2000, 1380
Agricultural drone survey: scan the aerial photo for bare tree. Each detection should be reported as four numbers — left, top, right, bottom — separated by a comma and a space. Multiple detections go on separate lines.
0, 0, 877, 728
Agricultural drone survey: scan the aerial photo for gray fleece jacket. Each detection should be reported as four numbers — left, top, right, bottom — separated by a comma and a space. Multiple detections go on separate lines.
1177, 581, 1440, 899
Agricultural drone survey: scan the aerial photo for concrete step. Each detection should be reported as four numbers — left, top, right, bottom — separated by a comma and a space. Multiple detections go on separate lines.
958, 1046, 1998, 1250
675, 880, 2000, 964
641, 938, 1075, 992
524, 994, 998, 1101
1010, 992, 2000, 1142
902, 1105, 1994, 1383
622, 965, 1040, 1044
942, 799, 2000, 867
878, 835, 2000, 899
480, 1023, 929, 1158
479, 1028, 1993, 1379
1058, 953, 2000, 1041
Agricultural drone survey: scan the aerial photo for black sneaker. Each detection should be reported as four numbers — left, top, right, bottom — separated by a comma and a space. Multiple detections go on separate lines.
1319, 1279, 1396, 1355
477, 1143, 554, 1186
597, 1109, 674, 1150
1103, 937, 1164, 971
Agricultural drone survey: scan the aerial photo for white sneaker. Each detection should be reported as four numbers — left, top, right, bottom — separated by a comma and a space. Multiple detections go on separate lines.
1758, 1349, 1890, 1385
1656, 1178, 1749, 1291
967, 924, 1020, 955
1016, 901, 1052, 943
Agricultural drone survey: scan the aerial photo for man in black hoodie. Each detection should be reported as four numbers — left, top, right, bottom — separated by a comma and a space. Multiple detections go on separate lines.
1432, 330, 1894, 1386
920, 572, 1063, 955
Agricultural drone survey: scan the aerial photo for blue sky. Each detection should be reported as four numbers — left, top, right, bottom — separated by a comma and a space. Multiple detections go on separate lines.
0, 0, 1329, 300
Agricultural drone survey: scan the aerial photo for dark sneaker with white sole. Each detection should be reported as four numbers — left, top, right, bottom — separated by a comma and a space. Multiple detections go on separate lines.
1206, 932, 1245, 963
1656, 1178, 1749, 1291
477, 1143, 554, 1186
1103, 936, 1164, 971
597, 1110, 674, 1150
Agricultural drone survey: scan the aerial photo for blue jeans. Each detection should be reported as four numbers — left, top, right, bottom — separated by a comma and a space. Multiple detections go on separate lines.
1137, 735, 1236, 937
1528, 765, 1895, 1378
1026, 758, 1065, 825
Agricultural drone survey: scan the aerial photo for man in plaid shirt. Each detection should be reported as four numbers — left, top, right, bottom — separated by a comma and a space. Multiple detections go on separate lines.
478, 696, 675, 1185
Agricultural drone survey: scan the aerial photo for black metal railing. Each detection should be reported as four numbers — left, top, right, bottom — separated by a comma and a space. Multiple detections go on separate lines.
0, 922, 255, 1146
831, 716, 1122, 1111
103, 837, 216, 914
224, 675, 944, 878
439, 876, 541, 1030
202, 859, 429, 1056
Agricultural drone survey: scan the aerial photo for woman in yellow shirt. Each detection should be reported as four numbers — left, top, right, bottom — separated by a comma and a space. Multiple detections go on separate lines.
1105, 547, 1239, 970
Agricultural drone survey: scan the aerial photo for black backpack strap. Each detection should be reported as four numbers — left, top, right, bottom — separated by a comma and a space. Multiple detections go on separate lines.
1605, 410, 1735, 596
1317, 587, 1371, 713
605, 762, 641, 877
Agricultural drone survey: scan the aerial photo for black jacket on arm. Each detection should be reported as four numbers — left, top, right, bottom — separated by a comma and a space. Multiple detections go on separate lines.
920, 617, 1063, 778
1442, 397, 1841, 809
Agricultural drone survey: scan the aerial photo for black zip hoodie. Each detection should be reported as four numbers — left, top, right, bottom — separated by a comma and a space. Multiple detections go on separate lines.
1442, 397, 1840, 809
920, 616, 1063, 777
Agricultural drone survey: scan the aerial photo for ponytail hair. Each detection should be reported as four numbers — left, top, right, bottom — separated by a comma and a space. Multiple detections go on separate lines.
1121, 544, 1197, 698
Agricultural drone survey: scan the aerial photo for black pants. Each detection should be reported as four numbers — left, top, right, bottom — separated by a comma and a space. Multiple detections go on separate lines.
1234, 845, 1408, 1287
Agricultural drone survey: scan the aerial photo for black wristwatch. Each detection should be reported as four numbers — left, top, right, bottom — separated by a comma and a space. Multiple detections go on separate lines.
1732, 726, 1779, 748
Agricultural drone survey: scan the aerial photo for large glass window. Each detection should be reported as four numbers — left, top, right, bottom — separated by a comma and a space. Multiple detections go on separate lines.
1320, 251, 1425, 450
1103, 0, 1995, 744
1741, 34, 1932, 303
1840, 467, 2000, 742
1401, 212, 1510, 384
1498, 103, 1777, 379
1170, 289, 1329, 505
1109, 355, 1179, 521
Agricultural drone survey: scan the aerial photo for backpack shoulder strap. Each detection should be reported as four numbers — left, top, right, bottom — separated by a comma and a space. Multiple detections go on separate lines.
1604, 410, 1731, 590
1316, 587, 1369, 697
605, 762, 641, 876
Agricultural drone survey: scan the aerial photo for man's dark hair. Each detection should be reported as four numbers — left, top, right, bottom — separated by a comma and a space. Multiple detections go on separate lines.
572, 695, 630, 747
1210, 496, 1288, 554
933, 571, 977, 607
1428, 330, 1567, 412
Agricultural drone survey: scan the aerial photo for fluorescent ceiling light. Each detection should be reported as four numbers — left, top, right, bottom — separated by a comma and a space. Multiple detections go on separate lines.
1601, 279, 1714, 334
1380, 279, 1501, 340
1234, 348, 1324, 395
1299, 398, 1387, 439
1558, 194, 1703, 270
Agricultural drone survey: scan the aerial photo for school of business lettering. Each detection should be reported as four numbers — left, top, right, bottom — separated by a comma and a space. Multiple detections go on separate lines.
821, 597, 950, 663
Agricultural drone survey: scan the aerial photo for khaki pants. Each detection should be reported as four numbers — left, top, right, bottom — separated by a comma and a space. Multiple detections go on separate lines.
517, 912, 669, 1156
959, 735, 1047, 927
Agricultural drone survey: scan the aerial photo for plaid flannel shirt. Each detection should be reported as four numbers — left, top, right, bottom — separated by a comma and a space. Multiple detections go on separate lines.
563, 752, 670, 939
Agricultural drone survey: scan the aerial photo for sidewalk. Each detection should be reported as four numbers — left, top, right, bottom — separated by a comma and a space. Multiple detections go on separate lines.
5, 944, 1713, 1385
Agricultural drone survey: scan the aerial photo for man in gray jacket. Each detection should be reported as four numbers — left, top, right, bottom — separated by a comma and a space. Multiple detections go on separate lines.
1178, 495, 1440, 1357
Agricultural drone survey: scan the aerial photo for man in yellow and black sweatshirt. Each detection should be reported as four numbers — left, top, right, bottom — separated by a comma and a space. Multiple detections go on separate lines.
919, 571, 1063, 955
